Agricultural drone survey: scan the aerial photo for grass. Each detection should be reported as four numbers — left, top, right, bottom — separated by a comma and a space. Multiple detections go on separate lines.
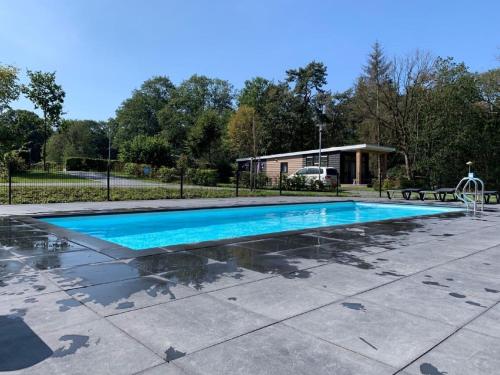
10, 171, 88, 183
0, 184, 353, 204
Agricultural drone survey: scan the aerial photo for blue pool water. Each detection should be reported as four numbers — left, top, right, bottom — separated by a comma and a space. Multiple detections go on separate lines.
40, 202, 461, 250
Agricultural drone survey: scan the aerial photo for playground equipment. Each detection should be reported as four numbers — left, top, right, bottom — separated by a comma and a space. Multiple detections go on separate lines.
455, 161, 484, 212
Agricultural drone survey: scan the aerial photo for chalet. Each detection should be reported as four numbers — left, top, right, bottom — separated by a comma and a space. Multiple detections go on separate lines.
236, 144, 396, 185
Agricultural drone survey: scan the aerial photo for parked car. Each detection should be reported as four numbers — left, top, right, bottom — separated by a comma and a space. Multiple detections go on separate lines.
289, 167, 338, 187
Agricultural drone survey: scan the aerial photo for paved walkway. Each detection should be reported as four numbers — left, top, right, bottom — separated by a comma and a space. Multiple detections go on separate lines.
1, 198, 499, 374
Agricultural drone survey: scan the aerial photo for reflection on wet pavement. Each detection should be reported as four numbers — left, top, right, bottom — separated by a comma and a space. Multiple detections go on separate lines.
22, 250, 113, 271
47, 261, 147, 289
5, 235, 88, 257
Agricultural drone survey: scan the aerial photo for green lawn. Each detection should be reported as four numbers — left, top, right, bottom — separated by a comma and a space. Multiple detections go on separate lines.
11, 171, 88, 183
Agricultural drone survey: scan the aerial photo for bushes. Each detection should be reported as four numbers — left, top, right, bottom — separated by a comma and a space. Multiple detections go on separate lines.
238, 171, 271, 189
1, 151, 28, 172
281, 174, 307, 191
118, 135, 173, 167
65, 157, 110, 172
156, 167, 177, 182
187, 169, 218, 186
122, 163, 153, 178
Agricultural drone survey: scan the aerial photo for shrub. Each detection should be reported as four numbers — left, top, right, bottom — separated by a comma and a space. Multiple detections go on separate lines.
2, 151, 27, 173
156, 167, 178, 182
238, 171, 271, 189
118, 135, 173, 167
282, 174, 307, 191
187, 169, 218, 186
122, 163, 153, 178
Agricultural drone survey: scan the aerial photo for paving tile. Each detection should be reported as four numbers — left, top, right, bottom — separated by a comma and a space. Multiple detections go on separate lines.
0, 248, 16, 260
138, 363, 192, 375
405, 329, 500, 375
285, 298, 456, 368
360, 242, 459, 276
278, 244, 386, 270
67, 275, 199, 316
0, 290, 99, 333
466, 303, 500, 339
162, 259, 268, 292
318, 237, 390, 254
45, 261, 149, 290
298, 262, 399, 296
235, 237, 311, 252
359, 277, 492, 326
128, 252, 209, 274
108, 293, 274, 359
207, 249, 321, 276
21, 250, 113, 270
0, 318, 162, 374
209, 276, 343, 320
407, 266, 500, 303
0, 259, 33, 277
0, 229, 50, 242
441, 247, 500, 280
174, 323, 396, 375
0, 271, 61, 302
7, 235, 89, 257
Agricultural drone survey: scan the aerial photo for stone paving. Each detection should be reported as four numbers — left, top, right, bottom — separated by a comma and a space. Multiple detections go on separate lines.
1, 198, 500, 374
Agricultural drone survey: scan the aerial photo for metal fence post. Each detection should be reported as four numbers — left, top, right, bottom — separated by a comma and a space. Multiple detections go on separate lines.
8, 163, 12, 205
180, 169, 184, 199
336, 175, 339, 197
279, 170, 283, 196
235, 171, 239, 197
107, 163, 111, 201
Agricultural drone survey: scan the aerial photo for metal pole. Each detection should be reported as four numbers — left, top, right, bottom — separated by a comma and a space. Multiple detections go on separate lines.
107, 163, 110, 201
318, 126, 322, 181
180, 169, 184, 199
378, 154, 382, 198
235, 171, 239, 197
8, 163, 12, 205
107, 122, 112, 201
279, 170, 283, 196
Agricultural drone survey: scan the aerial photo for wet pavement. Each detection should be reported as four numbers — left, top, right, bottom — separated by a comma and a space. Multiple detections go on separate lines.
1, 199, 500, 374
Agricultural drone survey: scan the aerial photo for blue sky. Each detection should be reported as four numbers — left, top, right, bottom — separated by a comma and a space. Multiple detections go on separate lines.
1, 0, 499, 121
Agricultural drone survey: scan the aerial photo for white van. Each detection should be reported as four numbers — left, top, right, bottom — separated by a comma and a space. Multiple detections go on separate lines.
289, 167, 338, 187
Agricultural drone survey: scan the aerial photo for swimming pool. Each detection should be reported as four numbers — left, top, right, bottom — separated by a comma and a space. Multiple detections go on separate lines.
40, 202, 461, 250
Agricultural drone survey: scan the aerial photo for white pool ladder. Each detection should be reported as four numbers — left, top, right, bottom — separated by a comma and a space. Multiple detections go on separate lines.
455, 162, 484, 212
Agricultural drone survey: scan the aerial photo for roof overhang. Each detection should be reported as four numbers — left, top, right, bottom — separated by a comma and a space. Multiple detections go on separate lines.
236, 144, 396, 162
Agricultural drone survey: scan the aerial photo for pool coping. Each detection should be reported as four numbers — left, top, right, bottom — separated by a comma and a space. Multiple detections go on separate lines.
15, 199, 470, 260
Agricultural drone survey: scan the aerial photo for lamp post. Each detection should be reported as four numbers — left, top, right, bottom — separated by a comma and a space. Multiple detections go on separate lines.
316, 105, 327, 181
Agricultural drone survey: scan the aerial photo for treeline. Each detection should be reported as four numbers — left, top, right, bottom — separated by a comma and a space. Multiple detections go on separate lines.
1, 42, 499, 186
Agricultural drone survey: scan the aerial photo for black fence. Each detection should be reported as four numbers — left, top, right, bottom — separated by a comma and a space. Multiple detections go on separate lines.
0, 164, 341, 205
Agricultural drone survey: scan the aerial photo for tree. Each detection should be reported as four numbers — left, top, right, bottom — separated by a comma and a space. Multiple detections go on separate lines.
238, 77, 271, 114
227, 105, 263, 158
0, 109, 45, 164
286, 61, 328, 150
114, 76, 176, 145
22, 70, 65, 169
0, 64, 20, 113
186, 109, 225, 165
46, 120, 108, 163
118, 135, 173, 167
356, 51, 434, 179
355, 42, 393, 190
357, 42, 392, 144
